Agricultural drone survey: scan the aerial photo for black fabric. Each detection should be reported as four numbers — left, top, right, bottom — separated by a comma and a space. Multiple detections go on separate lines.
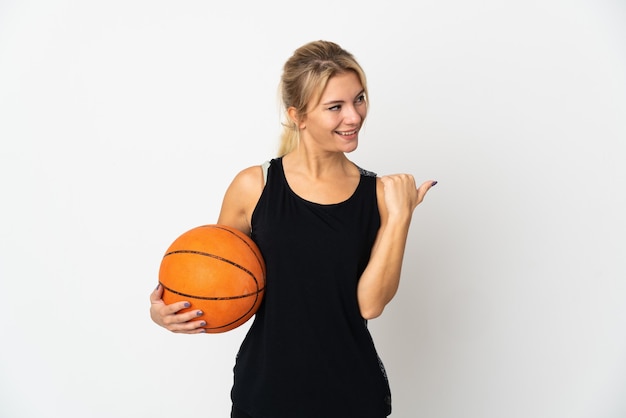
230, 158, 392, 418
231, 405, 253, 418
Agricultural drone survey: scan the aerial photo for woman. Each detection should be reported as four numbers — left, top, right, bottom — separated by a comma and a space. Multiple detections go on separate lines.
150, 40, 436, 418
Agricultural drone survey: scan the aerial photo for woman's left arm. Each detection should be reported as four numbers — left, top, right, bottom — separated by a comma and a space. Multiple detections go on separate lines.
356, 175, 436, 319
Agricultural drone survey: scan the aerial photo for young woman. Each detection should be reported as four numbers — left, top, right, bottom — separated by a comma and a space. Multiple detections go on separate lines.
150, 40, 436, 418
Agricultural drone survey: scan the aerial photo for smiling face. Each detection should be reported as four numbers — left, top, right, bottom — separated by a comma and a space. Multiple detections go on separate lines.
296, 71, 367, 155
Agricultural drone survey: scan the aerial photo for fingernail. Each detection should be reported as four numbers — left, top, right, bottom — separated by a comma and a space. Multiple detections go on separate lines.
155, 283, 160, 290
431, 181, 438, 187
200, 321, 207, 326
184, 302, 191, 308
200, 329, 206, 333
196, 310, 203, 316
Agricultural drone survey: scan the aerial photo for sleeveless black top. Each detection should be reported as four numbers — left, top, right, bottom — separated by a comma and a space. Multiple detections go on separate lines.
231, 158, 392, 417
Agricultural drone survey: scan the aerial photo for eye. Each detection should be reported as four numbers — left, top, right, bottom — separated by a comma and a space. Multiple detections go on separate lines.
355, 94, 366, 105
328, 104, 342, 111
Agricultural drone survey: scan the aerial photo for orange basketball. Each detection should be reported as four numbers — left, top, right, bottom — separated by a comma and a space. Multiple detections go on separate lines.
159, 224, 266, 333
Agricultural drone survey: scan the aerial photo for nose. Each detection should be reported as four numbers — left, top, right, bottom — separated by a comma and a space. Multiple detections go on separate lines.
343, 105, 362, 125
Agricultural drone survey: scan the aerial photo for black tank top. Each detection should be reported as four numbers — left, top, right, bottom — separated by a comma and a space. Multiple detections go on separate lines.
231, 158, 392, 417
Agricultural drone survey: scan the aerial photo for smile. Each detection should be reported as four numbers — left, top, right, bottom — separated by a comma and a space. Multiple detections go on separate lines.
336, 129, 358, 136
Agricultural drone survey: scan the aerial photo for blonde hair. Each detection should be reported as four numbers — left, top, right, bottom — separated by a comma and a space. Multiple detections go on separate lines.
277, 40, 369, 156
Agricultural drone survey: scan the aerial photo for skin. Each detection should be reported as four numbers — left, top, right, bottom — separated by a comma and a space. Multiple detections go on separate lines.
150, 71, 436, 334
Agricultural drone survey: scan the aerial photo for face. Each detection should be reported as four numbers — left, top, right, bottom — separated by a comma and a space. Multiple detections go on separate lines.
297, 71, 367, 154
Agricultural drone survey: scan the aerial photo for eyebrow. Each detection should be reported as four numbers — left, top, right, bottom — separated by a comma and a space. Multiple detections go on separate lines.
321, 89, 365, 106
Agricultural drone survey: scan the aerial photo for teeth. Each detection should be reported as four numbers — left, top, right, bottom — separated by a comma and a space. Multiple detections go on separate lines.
338, 130, 357, 136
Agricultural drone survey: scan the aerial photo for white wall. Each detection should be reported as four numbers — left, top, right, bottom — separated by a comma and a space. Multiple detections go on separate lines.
1, 1, 624, 417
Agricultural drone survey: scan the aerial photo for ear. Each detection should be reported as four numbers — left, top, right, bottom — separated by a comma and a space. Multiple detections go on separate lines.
287, 106, 306, 129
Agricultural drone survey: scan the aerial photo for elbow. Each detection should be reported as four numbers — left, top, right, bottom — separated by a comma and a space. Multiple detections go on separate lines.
360, 304, 385, 320
358, 290, 396, 320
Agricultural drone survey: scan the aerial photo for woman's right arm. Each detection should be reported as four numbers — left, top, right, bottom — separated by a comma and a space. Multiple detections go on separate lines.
149, 165, 264, 334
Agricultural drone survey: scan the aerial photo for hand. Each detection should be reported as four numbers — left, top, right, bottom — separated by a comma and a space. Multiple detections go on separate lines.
380, 174, 437, 218
149, 284, 207, 334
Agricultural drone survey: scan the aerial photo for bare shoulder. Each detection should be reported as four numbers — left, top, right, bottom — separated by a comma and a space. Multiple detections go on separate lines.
217, 164, 265, 235
232, 165, 265, 191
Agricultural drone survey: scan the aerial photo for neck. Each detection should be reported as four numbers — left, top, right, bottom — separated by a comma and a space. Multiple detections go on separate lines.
283, 148, 353, 179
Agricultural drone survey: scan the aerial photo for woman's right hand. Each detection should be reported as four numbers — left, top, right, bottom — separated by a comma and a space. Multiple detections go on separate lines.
149, 284, 207, 334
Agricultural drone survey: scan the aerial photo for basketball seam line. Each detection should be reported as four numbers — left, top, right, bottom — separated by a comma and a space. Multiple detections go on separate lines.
164, 249, 261, 285
211, 225, 267, 277
159, 282, 265, 300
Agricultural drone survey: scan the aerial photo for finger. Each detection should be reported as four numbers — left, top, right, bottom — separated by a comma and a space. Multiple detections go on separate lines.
150, 285, 193, 315
161, 306, 204, 327
381, 173, 416, 188
163, 300, 193, 315
175, 308, 205, 323
149, 283, 164, 302
170, 319, 208, 334
420, 180, 437, 192
416, 180, 438, 203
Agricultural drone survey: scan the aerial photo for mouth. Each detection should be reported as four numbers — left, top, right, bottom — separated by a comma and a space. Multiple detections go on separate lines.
335, 129, 359, 137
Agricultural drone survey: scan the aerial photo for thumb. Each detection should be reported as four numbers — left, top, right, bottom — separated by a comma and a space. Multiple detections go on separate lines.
150, 283, 164, 304
417, 180, 438, 203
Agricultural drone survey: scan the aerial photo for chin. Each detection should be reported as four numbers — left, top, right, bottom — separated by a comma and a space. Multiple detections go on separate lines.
338, 138, 359, 154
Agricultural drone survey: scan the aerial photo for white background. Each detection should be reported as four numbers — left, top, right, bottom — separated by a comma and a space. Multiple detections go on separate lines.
1, 1, 625, 417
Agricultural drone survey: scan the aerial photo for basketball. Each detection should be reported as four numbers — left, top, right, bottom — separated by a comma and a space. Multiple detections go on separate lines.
158, 224, 266, 333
